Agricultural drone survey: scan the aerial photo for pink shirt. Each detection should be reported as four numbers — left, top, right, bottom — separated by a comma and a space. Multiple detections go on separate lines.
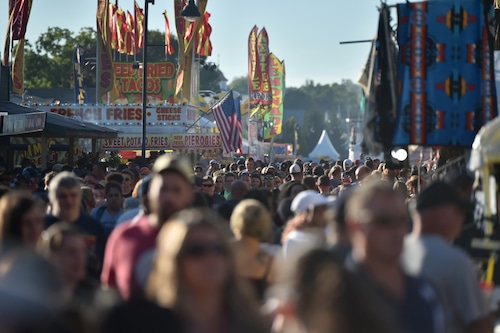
101, 215, 160, 299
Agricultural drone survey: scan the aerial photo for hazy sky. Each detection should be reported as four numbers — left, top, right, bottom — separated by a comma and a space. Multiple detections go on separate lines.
0, 0, 400, 88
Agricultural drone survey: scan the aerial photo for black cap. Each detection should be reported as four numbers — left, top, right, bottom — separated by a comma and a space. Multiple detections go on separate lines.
416, 181, 470, 212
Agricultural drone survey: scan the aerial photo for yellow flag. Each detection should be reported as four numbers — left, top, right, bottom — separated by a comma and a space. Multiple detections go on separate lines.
12, 39, 24, 94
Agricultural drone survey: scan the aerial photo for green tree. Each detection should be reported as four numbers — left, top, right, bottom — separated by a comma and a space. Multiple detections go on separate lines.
228, 76, 248, 95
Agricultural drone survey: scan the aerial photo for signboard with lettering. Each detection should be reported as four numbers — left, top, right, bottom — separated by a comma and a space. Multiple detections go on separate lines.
34, 105, 190, 127
2, 112, 46, 135
113, 62, 176, 104
100, 133, 222, 151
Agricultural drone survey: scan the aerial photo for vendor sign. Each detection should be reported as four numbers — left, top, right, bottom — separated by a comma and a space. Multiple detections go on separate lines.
100, 133, 222, 151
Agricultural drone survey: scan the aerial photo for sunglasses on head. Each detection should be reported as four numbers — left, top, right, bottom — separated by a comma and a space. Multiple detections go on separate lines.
182, 243, 226, 258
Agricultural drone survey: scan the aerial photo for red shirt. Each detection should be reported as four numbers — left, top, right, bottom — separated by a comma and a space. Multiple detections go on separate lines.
101, 215, 160, 299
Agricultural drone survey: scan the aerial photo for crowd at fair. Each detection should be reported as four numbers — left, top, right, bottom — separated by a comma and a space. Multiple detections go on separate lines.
0, 154, 493, 333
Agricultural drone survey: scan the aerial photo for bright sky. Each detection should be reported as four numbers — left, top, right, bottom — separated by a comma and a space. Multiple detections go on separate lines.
0, 0, 400, 88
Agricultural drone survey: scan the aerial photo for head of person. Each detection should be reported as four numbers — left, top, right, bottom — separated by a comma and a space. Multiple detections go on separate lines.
193, 165, 203, 176
230, 199, 272, 242
229, 180, 249, 201
343, 159, 353, 171
317, 175, 331, 194
22, 167, 39, 193
140, 167, 151, 178
80, 186, 96, 214
0, 191, 44, 247
200, 176, 215, 197
49, 172, 82, 223
83, 173, 99, 189
149, 154, 194, 225
105, 182, 124, 212
312, 166, 325, 177
245, 157, 255, 172
250, 173, 262, 188
329, 165, 342, 180
224, 172, 237, 192
209, 159, 219, 170
289, 164, 303, 181
355, 166, 371, 183
239, 171, 251, 187
106, 172, 124, 185
39, 223, 87, 290
264, 173, 275, 190
213, 174, 224, 193
147, 208, 232, 305
121, 169, 135, 196
92, 162, 107, 179
345, 181, 409, 264
393, 181, 408, 201
44, 171, 58, 191
302, 176, 317, 191
412, 181, 469, 241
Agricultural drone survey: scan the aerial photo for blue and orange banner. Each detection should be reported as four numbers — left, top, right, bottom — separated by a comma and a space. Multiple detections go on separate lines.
264, 53, 285, 139
73, 46, 88, 105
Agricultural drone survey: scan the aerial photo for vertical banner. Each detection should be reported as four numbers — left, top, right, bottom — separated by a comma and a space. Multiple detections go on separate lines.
197, 12, 212, 56
163, 11, 175, 55
251, 28, 272, 119
74, 46, 88, 104
109, 3, 118, 50
134, 1, 144, 52
115, 8, 127, 54
264, 54, 285, 139
11, 0, 32, 40
125, 10, 135, 55
248, 25, 261, 112
175, 0, 208, 103
11, 38, 24, 94
96, 0, 119, 103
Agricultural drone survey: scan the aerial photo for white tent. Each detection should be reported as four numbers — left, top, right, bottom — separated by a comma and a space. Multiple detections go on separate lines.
308, 130, 340, 161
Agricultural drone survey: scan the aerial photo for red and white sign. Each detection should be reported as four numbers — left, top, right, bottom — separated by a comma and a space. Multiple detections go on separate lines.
100, 133, 222, 150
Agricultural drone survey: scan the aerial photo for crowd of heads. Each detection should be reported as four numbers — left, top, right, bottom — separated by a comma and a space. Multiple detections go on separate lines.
0, 153, 489, 333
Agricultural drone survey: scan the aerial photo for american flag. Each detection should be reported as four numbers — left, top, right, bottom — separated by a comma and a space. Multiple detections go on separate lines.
213, 91, 242, 153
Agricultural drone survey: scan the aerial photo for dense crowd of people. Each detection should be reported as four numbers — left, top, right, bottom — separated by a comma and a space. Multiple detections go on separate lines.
0, 154, 494, 333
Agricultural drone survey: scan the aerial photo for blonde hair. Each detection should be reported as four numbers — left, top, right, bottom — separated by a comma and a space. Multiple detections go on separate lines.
230, 199, 272, 241
147, 208, 269, 333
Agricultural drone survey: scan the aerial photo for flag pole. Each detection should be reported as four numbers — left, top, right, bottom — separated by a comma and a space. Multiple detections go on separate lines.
185, 90, 231, 132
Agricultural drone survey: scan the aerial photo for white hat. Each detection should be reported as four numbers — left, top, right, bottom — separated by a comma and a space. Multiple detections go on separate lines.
343, 159, 353, 170
291, 190, 329, 214
289, 163, 302, 174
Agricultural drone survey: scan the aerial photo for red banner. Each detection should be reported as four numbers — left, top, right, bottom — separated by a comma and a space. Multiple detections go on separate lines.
134, 1, 144, 52
11, 0, 32, 40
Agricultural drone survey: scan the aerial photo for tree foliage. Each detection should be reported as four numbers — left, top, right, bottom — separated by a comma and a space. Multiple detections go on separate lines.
282, 79, 362, 159
228, 75, 248, 95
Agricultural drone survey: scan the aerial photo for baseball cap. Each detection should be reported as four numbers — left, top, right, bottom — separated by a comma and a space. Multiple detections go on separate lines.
152, 154, 193, 184
139, 167, 151, 175
343, 159, 353, 170
209, 159, 218, 164
22, 167, 38, 179
291, 190, 329, 214
416, 181, 471, 212
289, 163, 302, 174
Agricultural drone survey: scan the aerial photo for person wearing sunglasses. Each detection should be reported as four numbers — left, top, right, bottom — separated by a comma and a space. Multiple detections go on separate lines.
199, 176, 225, 207
147, 208, 270, 333
345, 181, 445, 333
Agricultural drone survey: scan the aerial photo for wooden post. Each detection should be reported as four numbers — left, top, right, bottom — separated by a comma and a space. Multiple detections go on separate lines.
41, 135, 47, 170
68, 138, 75, 166
92, 138, 97, 153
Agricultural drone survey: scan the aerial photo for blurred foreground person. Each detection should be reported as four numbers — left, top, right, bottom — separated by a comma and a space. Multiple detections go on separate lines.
0, 249, 65, 333
39, 223, 92, 303
0, 190, 45, 249
147, 208, 270, 333
231, 199, 275, 301
292, 249, 397, 333
345, 181, 445, 333
401, 181, 491, 333
102, 155, 194, 299
46, 172, 106, 279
